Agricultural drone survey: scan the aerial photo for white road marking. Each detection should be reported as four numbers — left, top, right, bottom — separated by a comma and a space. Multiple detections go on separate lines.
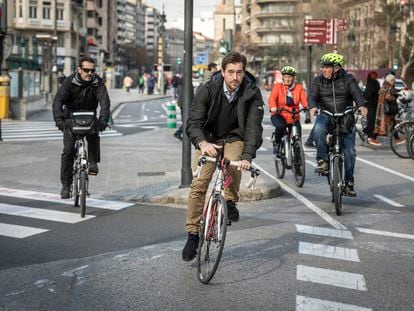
0, 187, 134, 210
254, 163, 347, 230
357, 157, 414, 183
356, 227, 414, 240
0, 223, 49, 238
0, 203, 94, 223
373, 194, 405, 207
297, 265, 367, 291
299, 242, 360, 262
296, 295, 372, 311
296, 224, 353, 239
258, 146, 268, 151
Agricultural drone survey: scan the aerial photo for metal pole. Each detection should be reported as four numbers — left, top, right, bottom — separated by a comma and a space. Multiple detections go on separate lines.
307, 45, 312, 92
180, 0, 193, 188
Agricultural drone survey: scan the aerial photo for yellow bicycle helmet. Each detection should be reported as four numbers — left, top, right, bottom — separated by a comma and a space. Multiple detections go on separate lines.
320, 52, 345, 67
281, 66, 297, 76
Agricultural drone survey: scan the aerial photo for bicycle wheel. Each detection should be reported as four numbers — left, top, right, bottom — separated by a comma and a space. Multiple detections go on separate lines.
80, 170, 87, 218
73, 173, 80, 207
274, 143, 285, 179
197, 195, 227, 284
332, 157, 343, 216
390, 121, 414, 158
407, 132, 414, 160
292, 140, 306, 187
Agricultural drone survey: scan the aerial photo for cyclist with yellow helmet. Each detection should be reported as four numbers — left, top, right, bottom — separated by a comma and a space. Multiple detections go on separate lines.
268, 66, 309, 156
309, 52, 367, 196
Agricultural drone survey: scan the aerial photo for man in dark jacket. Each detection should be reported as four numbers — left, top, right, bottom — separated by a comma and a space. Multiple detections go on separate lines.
53, 56, 111, 199
182, 52, 264, 261
309, 52, 367, 197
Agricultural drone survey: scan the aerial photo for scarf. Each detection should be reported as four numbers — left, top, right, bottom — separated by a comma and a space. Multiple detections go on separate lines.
286, 82, 296, 106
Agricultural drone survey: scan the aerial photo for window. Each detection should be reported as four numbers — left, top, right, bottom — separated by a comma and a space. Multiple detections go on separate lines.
29, 6, 37, 18
19, 5, 23, 17
57, 8, 64, 20
43, 7, 51, 19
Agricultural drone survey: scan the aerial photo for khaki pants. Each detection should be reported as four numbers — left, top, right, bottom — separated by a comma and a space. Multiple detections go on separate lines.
185, 140, 244, 233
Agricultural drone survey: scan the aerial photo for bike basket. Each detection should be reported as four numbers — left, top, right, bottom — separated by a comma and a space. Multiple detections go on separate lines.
69, 112, 97, 135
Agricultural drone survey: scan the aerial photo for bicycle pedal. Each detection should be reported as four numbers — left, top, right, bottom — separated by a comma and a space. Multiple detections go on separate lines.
88, 171, 98, 176
227, 220, 232, 226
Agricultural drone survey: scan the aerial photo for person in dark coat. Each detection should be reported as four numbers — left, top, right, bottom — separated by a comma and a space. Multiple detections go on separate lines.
364, 71, 381, 146
182, 52, 264, 261
53, 56, 111, 199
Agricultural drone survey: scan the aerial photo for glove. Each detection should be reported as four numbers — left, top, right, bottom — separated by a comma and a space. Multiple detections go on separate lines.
304, 118, 311, 124
55, 119, 65, 132
98, 118, 108, 132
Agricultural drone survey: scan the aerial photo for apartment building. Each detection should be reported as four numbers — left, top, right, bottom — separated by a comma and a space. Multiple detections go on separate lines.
144, 5, 160, 66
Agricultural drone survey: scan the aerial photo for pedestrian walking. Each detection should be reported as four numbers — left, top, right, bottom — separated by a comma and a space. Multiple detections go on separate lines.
364, 71, 381, 146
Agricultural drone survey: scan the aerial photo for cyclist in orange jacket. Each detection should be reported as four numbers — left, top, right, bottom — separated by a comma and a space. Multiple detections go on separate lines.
268, 66, 309, 156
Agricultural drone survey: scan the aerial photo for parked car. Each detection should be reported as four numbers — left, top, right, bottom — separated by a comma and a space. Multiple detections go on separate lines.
378, 78, 408, 91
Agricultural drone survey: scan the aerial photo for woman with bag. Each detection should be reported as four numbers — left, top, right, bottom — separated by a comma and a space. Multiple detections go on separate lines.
373, 74, 404, 144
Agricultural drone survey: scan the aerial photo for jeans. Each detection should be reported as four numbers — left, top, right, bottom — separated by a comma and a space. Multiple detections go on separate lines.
313, 113, 356, 183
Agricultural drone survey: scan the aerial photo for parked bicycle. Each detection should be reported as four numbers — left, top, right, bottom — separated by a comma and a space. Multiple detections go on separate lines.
272, 107, 307, 187
68, 111, 98, 218
193, 154, 260, 284
408, 129, 414, 160
315, 107, 356, 216
390, 120, 414, 158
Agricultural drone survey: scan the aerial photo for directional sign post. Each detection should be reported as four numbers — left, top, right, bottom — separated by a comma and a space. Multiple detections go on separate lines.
303, 19, 327, 44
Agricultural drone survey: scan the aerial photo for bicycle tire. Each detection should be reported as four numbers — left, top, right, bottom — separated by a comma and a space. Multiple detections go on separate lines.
332, 157, 343, 216
197, 195, 227, 284
80, 170, 87, 218
274, 143, 285, 179
73, 174, 80, 207
407, 132, 414, 160
390, 121, 414, 158
292, 141, 306, 187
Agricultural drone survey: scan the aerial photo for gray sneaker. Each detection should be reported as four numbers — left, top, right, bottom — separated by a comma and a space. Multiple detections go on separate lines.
315, 160, 329, 173
344, 182, 357, 197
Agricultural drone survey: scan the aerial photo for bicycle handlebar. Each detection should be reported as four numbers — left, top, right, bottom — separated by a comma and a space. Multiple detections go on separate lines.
193, 156, 260, 189
275, 107, 308, 114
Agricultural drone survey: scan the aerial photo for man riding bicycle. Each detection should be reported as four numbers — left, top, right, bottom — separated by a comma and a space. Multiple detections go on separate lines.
268, 66, 309, 156
309, 52, 367, 197
53, 56, 111, 199
182, 52, 264, 261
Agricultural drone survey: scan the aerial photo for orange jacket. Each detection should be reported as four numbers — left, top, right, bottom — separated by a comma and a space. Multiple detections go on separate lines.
268, 82, 308, 124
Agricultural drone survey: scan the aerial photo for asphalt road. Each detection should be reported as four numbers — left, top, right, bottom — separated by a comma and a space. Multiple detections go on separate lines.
0, 93, 413, 311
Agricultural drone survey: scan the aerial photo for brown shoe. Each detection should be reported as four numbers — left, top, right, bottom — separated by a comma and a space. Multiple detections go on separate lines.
395, 138, 406, 145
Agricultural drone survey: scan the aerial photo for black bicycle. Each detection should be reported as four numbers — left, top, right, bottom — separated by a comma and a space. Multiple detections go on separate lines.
316, 107, 356, 216
193, 154, 260, 284
273, 108, 307, 187
68, 112, 98, 218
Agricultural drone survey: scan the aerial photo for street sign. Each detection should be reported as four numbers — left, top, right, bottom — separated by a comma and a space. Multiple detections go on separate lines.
335, 18, 348, 32
195, 52, 208, 65
303, 19, 327, 44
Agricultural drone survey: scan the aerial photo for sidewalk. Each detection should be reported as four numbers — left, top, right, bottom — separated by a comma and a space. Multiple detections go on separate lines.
0, 88, 282, 205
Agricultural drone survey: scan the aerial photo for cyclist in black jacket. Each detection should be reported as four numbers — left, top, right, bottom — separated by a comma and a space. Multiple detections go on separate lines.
53, 56, 111, 199
309, 53, 367, 197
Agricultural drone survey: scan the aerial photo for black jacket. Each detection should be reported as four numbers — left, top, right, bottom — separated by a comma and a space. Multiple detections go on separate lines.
364, 78, 380, 109
53, 73, 111, 122
186, 71, 264, 162
309, 69, 366, 112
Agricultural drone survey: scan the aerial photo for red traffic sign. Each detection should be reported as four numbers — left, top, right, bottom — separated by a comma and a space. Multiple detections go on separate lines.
335, 18, 348, 31
304, 19, 327, 44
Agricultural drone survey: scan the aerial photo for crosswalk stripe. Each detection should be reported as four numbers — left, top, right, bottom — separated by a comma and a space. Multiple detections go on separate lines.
0, 121, 122, 141
296, 224, 353, 239
296, 295, 372, 311
0, 203, 95, 223
0, 187, 134, 210
0, 223, 49, 239
299, 242, 360, 262
297, 265, 367, 291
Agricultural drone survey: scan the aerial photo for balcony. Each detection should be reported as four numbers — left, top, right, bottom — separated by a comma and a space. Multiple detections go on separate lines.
257, 0, 298, 3
256, 11, 300, 18
255, 26, 292, 33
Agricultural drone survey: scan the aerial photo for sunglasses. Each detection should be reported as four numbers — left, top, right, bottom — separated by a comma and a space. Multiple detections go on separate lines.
81, 68, 96, 74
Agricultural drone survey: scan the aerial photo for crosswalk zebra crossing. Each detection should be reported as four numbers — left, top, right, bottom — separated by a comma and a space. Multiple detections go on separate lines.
0, 187, 134, 239
295, 224, 372, 311
0, 120, 122, 142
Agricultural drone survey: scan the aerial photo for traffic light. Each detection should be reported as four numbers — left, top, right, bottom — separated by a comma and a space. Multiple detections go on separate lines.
219, 39, 228, 56
176, 57, 182, 65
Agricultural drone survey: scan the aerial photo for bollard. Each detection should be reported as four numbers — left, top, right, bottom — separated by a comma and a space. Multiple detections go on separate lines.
0, 76, 11, 119
166, 101, 177, 128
